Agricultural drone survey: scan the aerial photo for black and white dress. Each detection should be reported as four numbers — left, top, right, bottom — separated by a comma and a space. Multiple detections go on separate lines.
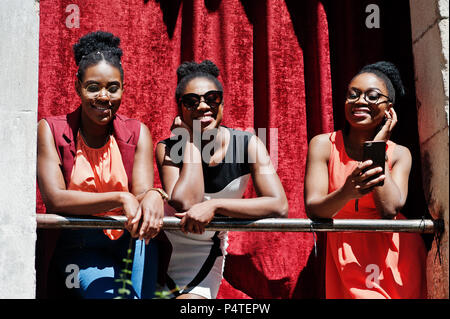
158, 127, 253, 298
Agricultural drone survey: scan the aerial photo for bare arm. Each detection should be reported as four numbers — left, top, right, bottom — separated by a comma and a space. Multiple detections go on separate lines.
155, 139, 204, 210
212, 135, 288, 218
131, 123, 165, 242
175, 135, 288, 234
371, 108, 412, 218
168, 140, 204, 210
131, 123, 154, 198
155, 116, 204, 211
304, 134, 348, 219
371, 145, 411, 218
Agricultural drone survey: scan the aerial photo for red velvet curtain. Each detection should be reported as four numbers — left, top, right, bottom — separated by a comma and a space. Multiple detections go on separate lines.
37, 0, 428, 299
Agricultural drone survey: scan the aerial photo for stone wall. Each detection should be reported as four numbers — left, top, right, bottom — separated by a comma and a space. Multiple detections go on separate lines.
410, 0, 449, 299
0, 0, 39, 298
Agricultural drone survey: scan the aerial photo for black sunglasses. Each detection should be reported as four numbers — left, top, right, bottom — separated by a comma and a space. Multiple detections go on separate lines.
180, 90, 223, 110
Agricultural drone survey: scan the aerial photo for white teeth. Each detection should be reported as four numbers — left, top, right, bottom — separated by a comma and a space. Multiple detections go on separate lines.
92, 104, 109, 111
352, 109, 370, 115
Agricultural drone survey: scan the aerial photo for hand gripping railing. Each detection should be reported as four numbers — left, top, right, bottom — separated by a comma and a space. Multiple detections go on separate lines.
36, 214, 442, 234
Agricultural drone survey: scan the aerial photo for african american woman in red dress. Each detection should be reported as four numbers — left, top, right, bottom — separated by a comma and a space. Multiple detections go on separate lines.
304, 61, 427, 299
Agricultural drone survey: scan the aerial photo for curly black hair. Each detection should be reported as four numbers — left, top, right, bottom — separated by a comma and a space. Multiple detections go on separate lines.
356, 61, 406, 104
175, 60, 223, 104
73, 31, 124, 81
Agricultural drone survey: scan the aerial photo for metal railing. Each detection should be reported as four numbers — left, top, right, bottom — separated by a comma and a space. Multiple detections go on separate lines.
36, 214, 442, 234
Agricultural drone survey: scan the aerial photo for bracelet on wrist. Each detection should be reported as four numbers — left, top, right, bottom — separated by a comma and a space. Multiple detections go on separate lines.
146, 187, 169, 201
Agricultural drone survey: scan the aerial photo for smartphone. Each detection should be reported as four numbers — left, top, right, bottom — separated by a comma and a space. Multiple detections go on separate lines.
363, 141, 386, 187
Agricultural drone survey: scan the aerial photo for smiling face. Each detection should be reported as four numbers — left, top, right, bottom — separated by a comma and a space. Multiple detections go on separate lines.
344, 72, 392, 130
76, 60, 123, 127
180, 77, 224, 132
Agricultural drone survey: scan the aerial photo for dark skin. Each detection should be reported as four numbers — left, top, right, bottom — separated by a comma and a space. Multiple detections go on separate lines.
155, 76, 288, 299
304, 72, 412, 219
37, 61, 164, 243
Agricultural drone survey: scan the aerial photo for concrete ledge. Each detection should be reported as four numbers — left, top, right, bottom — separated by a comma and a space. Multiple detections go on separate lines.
0, 0, 39, 298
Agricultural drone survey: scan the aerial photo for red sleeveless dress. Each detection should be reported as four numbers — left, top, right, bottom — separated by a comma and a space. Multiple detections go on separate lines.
326, 131, 427, 299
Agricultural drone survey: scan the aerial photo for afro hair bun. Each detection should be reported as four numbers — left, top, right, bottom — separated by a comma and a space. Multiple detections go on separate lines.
360, 61, 406, 99
176, 60, 220, 83
73, 31, 123, 66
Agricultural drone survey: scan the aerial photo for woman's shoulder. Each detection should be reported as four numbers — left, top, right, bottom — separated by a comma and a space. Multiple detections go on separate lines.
226, 127, 255, 147
40, 109, 80, 139
114, 113, 142, 127
155, 136, 184, 166
156, 137, 182, 161
42, 113, 68, 123
307, 132, 335, 163
226, 126, 255, 137
309, 132, 333, 148
112, 113, 142, 146
157, 136, 177, 147
41, 109, 77, 126
388, 141, 411, 165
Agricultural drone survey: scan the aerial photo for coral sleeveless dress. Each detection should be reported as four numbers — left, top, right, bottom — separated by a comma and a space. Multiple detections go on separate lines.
68, 131, 128, 240
326, 131, 427, 299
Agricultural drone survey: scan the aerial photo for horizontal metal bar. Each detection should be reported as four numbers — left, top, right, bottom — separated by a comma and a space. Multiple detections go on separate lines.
36, 214, 440, 233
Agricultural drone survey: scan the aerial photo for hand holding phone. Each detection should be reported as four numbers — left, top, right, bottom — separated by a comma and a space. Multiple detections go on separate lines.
363, 141, 386, 187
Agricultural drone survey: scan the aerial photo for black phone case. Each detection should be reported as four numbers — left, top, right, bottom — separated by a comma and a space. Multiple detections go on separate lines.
363, 141, 386, 186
